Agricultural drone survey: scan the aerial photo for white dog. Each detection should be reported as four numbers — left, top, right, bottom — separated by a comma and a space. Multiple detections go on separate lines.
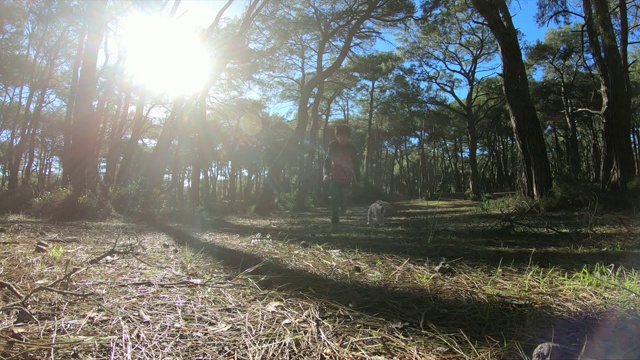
367, 200, 389, 225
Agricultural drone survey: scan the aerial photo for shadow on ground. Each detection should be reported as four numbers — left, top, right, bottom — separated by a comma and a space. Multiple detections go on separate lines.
157, 198, 640, 273
144, 198, 640, 358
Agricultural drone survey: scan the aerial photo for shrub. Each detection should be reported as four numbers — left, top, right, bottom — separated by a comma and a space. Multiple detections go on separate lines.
111, 182, 145, 215
0, 187, 36, 213
29, 188, 113, 220
350, 181, 386, 205
475, 193, 531, 213
29, 188, 73, 217
75, 192, 114, 220
274, 191, 297, 210
624, 177, 640, 211
540, 178, 599, 211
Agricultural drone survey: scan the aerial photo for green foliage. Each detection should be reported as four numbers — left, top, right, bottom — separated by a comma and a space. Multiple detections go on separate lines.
201, 201, 236, 217
560, 264, 640, 306
28, 188, 73, 217
539, 178, 599, 211
49, 244, 64, 259
625, 177, 640, 212
0, 187, 36, 213
75, 192, 114, 220
350, 181, 387, 205
271, 191, 291, 210
182, 243, 195, 273
465, 189, 482, 201
475, 193, 529, 213
29, 188, 113, 220
274, 191, 302, 210
110, 182, 145, 215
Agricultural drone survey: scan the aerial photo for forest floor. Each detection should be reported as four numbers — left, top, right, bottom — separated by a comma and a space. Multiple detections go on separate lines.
1, 197, 640, 359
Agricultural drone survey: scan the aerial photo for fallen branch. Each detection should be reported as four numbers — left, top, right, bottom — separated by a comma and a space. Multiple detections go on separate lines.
501, 217, 564, 233
389, 258, 410, 277
115, 279, 230, 288
23, 286, 92, 302
86, 232, 144, 265
21, 266, 89, 305
0, 280, 25, 300
0, 303, 39, 323
86, 249, 122, 265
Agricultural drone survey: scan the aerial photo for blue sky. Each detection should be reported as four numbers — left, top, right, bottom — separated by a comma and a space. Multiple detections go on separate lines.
179, 0, 551, 45
175, 0, 553, 101
511, 0, 550, 43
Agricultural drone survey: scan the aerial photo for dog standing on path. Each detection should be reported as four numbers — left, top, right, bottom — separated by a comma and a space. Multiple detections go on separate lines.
367, 200, 389, 225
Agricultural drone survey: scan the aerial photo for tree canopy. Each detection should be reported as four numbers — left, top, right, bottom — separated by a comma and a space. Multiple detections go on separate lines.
0, 0, 639, 218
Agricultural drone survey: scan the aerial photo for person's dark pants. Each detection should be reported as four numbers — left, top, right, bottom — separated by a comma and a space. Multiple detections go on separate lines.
330, 180, 348, 224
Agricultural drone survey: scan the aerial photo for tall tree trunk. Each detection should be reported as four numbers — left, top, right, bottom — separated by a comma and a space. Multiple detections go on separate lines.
586, 121, 601, 182
102, 90, 132, 194
190, 96, 206, 207
390, 144, 398, 194
564, 112, 581, 177
7, 16, 48, 193
7, 83, 36, 192
364, 79, 376, 183
560, 80, 581, 177
67, 0, 107, 195
471, 0, 552, 198
632, 128, 640, 172
467, 118, 480, 198
116, 95, 147, 187
243, 167, 255, 201
583, 0, 635, 190
555, 125, 565, 173
172, 144, 184, 208
295, 78, 324, 211
143, 97, 186, 207
453, 137, 463, 192
229, 158, 238, 203
22, 89, 48, 187
419, 117, 427, 198
62, 22, 86, 188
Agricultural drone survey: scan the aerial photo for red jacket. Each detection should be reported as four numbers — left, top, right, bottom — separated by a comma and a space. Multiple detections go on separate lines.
324, 141, 361, 184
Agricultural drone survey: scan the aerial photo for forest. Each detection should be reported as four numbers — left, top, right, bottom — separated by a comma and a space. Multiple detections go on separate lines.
0, 0, 637, 217
1, 0, 640, 359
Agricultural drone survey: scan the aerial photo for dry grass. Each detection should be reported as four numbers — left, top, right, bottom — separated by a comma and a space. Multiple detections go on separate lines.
1, 198, 640, 359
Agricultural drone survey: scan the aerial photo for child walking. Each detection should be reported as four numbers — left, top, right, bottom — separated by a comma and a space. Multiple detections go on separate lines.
324, 124, 361, 228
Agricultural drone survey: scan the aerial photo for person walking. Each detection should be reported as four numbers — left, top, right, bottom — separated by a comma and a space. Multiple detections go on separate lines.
323, 124, 361, 229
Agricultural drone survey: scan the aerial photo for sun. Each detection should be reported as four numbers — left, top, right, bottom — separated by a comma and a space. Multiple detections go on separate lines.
117, 13, 212, 98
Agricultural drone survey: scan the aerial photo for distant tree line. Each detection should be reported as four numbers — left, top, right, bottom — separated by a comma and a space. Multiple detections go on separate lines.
0, 0, 638, 218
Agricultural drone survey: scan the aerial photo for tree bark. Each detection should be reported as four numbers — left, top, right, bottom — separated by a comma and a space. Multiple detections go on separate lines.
102, 90, 132, 194
142, 97, 186, 207
7, 83, 36, 192
116, 95, 147, 187
364, 79, 376, 183
294, 80, 324, 211
22, 89, 48, 187
67, 0, 107, 195
189, 95, 206, 207
62, 22, 86, 188
563, 111, 581, 178
467, 117, 480, 197
470, 0, 552, 198
582, 0, 635, 190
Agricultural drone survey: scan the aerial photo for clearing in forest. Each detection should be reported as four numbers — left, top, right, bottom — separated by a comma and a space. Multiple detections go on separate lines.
1, 197, 639, 359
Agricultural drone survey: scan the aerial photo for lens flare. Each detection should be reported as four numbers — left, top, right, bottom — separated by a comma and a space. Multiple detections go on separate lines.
118, 13, 211, 98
